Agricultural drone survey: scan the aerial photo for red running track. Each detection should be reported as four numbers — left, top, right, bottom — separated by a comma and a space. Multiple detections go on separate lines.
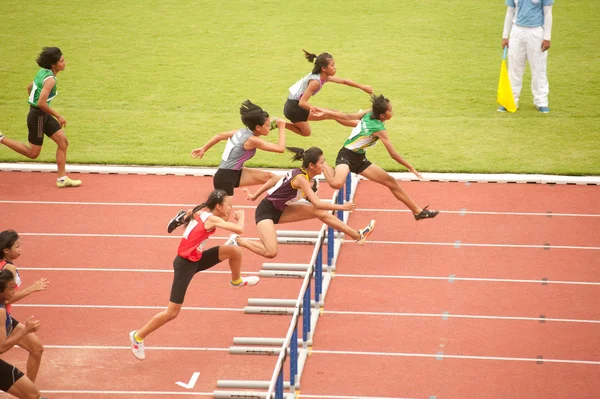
0, 172, 599, 399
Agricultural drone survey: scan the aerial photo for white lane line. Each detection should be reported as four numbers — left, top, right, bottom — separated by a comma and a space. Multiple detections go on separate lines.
323, 310, 600, 324
333, 274, 600, 286
311, 350, 600, 365
13, 304, 600, 324
40, 390, 212, 396
29, 345, 600, 365
16, 267, 600, 287
42, 345, 228, 351
299, 395, 424, 399
14, 304, 244, 311
15, 233, 600, 250
2, 200, 599, 217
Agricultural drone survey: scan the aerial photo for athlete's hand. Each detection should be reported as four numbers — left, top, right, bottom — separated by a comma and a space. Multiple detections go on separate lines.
241, 188, 258, 201
32, 278, 49, 292
57, 115, 67, 127
501, 38, 509, 49
342, 202, 356, 212
276, 118, 286, 129
25, 316, 41, 333
232, 210, 244, 221
191, 148, 205, 159
541, 40, 551, 52
409, 167, 423, 180
310, 107, 326, 118
361, 85, 374, 95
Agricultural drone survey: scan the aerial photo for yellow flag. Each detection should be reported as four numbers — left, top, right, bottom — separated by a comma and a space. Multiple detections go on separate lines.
497, 48, 517, 112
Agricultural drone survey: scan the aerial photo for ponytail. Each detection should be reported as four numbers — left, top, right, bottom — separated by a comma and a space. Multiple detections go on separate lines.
286, 146, 323, 169
183, 189, 229, 226
303, 49, 333, 75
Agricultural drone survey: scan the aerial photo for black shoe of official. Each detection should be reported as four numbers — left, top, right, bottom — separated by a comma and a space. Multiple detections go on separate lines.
414, 205, 439, 221
167, 210, 187, 233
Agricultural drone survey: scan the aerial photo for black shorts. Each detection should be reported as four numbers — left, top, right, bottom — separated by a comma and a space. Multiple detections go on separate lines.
213, 168, 243, 196
335, 147, 372, 174
169, 248, 222, 304
0, 359, 25, 393
11, 317, 19, 330
26, 106, 61, 146
255, 198, 283, 225
284, 99, 310, 123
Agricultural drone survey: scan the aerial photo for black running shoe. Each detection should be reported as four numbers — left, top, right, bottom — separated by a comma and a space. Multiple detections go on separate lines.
414, 206, 439, 221
167, 210, 187, 233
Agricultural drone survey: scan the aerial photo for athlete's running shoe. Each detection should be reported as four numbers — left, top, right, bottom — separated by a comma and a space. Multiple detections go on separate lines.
56, 176, 82, 188
414, 206, 439, 221
167, 210, 187, 233
129, 330, 146, 360
231, 276, 260, 289
356, 220, 376, 245
225, 234, 239, 246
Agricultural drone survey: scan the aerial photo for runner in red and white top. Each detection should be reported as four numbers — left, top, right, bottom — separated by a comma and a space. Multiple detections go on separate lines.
129, 189, 259, 361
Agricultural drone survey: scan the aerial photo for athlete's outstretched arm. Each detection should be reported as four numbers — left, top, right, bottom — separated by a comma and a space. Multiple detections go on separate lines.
246, 119, 286, 153
296, 177, 355, 212
204, 211, 245, 235
242, 175, 281, 201
328, 75, 373, 94
373, 130, 422, 179
191, 129, 237, 159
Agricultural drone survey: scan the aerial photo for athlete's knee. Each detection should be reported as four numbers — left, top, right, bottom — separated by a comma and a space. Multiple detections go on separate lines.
315, 210, 330, 221
328, 179, 344, 190
299, 126, 312, 137
56, 136, 69, 150
30, 342, 44, 358
25, 147, 41, 159
263, 249, 278, 259
164, 308, 180, 321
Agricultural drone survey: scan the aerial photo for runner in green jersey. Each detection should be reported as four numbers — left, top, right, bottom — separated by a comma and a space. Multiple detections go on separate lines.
316, 94, 439, 221
0, 47, 81, 188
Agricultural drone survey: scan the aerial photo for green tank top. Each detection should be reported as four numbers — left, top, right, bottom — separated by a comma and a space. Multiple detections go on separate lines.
343, 112, 384, 154
28, 68, 57, 107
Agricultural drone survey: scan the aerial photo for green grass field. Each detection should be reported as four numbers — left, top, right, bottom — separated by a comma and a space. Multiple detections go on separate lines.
1, 1, 599, 175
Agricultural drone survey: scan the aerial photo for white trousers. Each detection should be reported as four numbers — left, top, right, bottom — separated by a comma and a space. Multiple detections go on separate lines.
508, 25, 549, 107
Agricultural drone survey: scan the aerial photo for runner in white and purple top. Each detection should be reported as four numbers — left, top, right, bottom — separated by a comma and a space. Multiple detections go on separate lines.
265, 168, 309, 211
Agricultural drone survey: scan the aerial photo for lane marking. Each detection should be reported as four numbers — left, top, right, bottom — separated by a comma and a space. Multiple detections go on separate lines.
299, 395, 426, 399
41, 390, 212, 396
21, 345, 600, 365
42, 345, 229, 351
311, 350, 600, 365
2, 200, 600, 217
323, 310, 600, 324
15, 233, 600, 250
13, 304, 600, 324
15, 268, 600, 286
176, 372, 200, 389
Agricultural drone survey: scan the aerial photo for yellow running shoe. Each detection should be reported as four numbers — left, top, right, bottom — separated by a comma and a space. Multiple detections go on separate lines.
56, 176, 82, 188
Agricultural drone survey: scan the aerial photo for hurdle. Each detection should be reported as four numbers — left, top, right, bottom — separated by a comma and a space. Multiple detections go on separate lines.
214, 173, 356, 398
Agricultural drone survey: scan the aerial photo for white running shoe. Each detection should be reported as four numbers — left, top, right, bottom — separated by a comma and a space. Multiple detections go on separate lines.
225, 234, 239, 246
356, 220, 376, 245
231, 276, 260, 289
129, 330, 146, 360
